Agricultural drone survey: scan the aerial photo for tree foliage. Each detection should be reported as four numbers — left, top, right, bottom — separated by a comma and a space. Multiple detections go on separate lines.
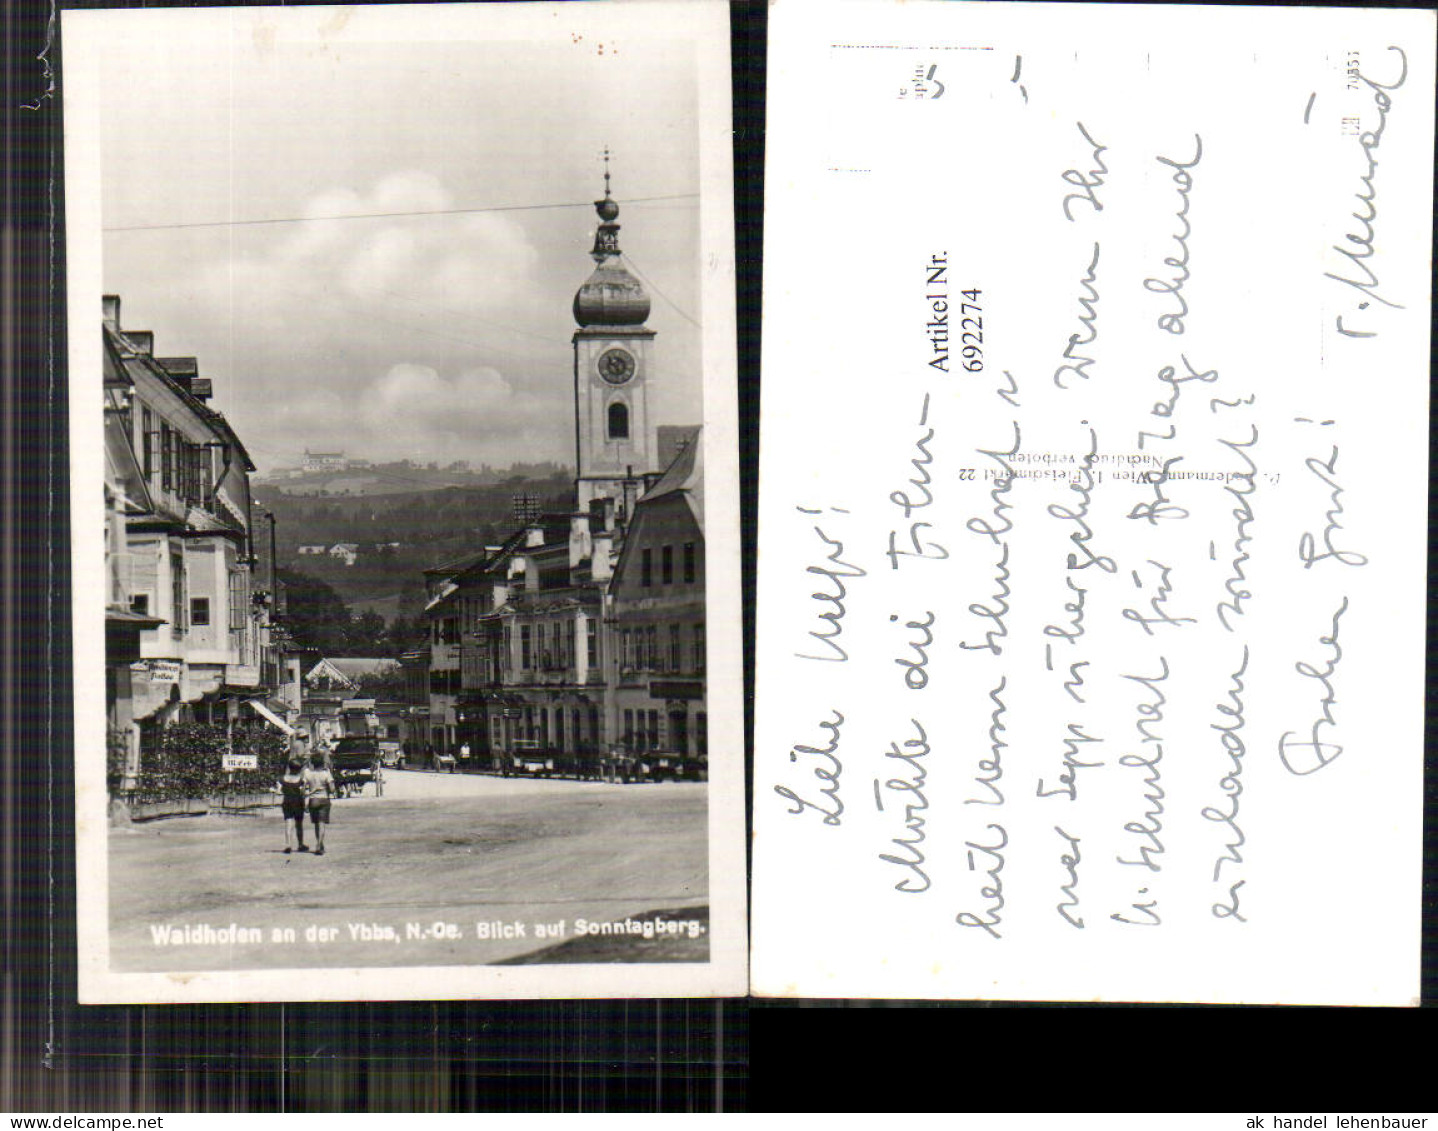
277, 567, 353, 653
277, 567, 420, 656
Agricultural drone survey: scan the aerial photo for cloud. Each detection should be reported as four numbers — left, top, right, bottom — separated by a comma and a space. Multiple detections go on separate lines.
348, 363, 567, 465
172, 172, 570, 468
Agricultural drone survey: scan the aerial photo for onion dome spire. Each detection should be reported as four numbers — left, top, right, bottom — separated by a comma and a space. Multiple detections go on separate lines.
574, 148, 651, 328
592, 147, 622, 255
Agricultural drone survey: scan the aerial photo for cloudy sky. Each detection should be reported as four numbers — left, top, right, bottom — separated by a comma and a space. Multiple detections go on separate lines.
84, 5, 704, 473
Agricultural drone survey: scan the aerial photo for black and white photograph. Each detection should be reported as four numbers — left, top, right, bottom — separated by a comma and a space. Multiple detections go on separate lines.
65, 0, 745, 1003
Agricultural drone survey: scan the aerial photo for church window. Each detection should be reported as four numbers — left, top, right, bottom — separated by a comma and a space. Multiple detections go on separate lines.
607, 401, 630, 440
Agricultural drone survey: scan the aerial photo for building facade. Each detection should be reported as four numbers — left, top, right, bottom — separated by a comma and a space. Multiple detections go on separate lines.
302, 449, 346, 472
419, 172, 708, 779
572, 166, 662, 513
101, 295, 280, 785
606, 436, 707, 775
473, 513, 612, 774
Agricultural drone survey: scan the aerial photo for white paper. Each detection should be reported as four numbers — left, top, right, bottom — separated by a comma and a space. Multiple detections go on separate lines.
753, 0, 1433, 1004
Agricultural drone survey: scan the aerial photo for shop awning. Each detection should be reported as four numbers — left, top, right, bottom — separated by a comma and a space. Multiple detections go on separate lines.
246, 698, 295, 735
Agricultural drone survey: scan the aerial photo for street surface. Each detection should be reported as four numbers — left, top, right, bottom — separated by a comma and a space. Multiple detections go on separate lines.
108, 770, 709, 970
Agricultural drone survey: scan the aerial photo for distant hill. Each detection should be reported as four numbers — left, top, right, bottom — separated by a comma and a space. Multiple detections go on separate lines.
255, 460, 569, 497
255, 474, 575, 618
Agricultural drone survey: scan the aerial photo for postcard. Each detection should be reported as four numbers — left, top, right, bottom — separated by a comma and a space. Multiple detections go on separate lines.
752, 0, 1433, 1004
67, 1, 745, 1003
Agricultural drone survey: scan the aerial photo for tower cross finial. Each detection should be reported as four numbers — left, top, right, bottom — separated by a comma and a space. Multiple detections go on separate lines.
602, 146, 611, 196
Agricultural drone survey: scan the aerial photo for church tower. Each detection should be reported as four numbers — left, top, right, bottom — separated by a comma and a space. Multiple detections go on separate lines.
572, 154, 656, 513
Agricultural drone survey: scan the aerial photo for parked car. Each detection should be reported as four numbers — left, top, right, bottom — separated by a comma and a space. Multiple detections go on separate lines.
599, 746, 704, 783
637, 749, 706, 782
507, 744, 556, 777
378, 740, 404, 768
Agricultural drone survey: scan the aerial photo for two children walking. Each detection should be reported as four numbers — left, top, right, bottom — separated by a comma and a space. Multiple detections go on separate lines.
276, 740, 336, 856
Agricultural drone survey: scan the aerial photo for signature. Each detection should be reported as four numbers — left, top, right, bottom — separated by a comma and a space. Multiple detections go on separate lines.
967, 676, 1008, 806
1203, 647, 1249, 922
1122, 559, 1197, 635
1054, 826, 1085, 928
956, 823, 1008, 939
873, 718, 931, 893
961, 423, 1021, 655
1215, 425, 1259, 632
1117, 658, 1169, 874
773, 708, 845, 825
793, 507, 867, 662
1036, 721, 1103, 802
891, 610, 935, 690
1298, 446, 1369, 569
887, 392, 949, 569
1053, 243, 1101, 388
1143, 135, 1203, 335
1327, 47, 1409, 337
1061, 121, 1109, 221
1047, 427, 1116, 573
1278, 598, 1348, 776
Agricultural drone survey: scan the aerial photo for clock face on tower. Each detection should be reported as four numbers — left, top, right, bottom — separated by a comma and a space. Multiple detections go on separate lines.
598, 347, 636, 385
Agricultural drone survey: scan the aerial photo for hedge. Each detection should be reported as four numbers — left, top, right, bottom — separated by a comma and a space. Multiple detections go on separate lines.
130, 723, 291, 803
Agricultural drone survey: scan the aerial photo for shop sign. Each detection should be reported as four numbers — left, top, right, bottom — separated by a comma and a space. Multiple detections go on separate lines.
136, 659, 182, 683
649, 680, 703, 700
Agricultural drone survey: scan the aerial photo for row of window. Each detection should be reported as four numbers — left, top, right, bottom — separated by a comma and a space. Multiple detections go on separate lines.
491, 704, 603, 751
128, 561, 251, 635
437, 618, 706, 685
639, 542, 697, 587
140, 406, 218, 509
620, 708, 708, 756
496, 618, 600, 676
617, 622, 705, 676
461, 704, 709, 758
432, 616, 461, 645
429, 669, 462, 695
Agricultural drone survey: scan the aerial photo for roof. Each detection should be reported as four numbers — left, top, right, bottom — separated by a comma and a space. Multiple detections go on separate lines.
104, 407, 153, 515
182, 504, 244, 537
322, 658, 400, 679
421, 520, 550, 582
305, 657, 401, 689
106, 608, 166, 627
104, 319, 257, 472
423, 548, 492, 578
424, 579, 459, 612
639, 427, 703, 530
